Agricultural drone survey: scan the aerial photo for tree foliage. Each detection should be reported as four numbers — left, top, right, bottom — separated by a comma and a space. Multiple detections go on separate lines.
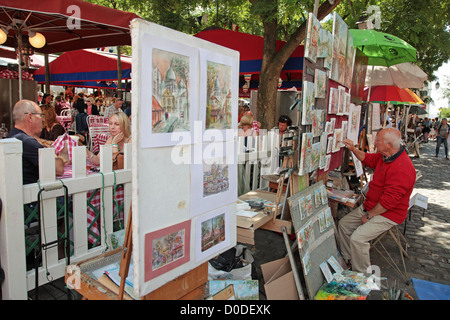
86, 0, 450, 127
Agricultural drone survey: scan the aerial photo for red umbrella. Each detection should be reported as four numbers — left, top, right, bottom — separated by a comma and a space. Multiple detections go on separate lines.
363, 85, 424, 104
0, 0, 140, 54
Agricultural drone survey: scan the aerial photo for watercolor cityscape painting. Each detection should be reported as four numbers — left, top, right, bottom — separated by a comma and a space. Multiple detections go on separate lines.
201, 213, 226, 252
152, 48, 191, 133
203, 161, 230, 197
151, 228, 186, 271
205, 60, 232, 130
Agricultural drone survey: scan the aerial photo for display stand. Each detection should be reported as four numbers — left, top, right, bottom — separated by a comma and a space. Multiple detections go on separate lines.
65, 204, 208, 300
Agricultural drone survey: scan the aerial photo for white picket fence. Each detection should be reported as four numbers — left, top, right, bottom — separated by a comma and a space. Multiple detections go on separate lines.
0, 139, 132, 300
0, 130, 280, 300
237, 130, 280, 192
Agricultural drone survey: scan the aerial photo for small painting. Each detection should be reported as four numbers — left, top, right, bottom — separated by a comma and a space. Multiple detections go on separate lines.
195, 206, 231, 262
319, 132, 328, 169
324, 154, 331, 171
337, 86, 346, 115
315, 69, 327, 98
201, 213, 225, 252
341, 121, 348, 141
330, 12, 348, 85
311, 142, 321, 172
203, 161, 229, 197
205, 61, 232, 130
152, 48, 191, 133
312, 109, 324, 137
348, 103, 361, 142
299, 132, 313, 175
327, 135, 334, 154
305, 13, 320, 63
302, 81, 315, 125
328, 87, 338, 114
318, 28, 333, 70
332, 129, 343, 153
145, 220, 191, 281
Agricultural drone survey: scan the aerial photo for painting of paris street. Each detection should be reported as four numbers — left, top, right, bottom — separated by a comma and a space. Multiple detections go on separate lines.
201, 213, 226, 252
205, 61, 232, 130
151, 228, 186, 271
152, 48, 191, 133
203, 161, 229, 197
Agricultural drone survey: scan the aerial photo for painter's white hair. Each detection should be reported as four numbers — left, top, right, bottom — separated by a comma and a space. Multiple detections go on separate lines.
382, 128, 402, 149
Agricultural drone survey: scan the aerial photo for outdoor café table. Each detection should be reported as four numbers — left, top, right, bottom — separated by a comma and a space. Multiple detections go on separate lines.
57, 164, 124, 245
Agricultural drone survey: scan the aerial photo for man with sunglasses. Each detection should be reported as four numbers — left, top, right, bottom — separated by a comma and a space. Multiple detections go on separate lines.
6, 99, 64, 184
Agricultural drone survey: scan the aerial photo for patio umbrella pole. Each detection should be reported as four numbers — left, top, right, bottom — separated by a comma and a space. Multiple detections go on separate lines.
17, 32, 23, 100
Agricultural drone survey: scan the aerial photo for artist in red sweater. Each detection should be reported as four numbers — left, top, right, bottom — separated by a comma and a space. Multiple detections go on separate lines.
339, 128, 416, 273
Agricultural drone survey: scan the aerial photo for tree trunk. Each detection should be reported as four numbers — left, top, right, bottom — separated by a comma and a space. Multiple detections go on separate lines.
255, 0, 342, 129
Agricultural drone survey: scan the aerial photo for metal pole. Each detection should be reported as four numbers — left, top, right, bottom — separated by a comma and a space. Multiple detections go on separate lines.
282, 226, 305, 300
17, 33, 23, 100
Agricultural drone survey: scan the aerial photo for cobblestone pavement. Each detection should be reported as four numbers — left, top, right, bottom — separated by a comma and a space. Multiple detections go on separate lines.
351, 140, 450, 299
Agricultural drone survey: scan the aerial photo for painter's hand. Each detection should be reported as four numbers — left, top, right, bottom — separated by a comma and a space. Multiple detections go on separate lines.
342, 139, 356, 152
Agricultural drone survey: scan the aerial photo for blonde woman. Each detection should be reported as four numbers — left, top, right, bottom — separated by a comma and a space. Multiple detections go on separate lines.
86, 112, 132, 166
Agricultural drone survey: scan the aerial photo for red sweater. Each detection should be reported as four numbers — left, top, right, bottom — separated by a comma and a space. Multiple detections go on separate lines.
362, 150, 416, 224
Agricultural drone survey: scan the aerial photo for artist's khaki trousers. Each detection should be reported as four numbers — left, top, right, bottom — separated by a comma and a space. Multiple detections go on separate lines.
338, 205, 397, 273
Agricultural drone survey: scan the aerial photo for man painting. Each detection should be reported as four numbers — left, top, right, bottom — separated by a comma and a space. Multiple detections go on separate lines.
339, 128, 416, 273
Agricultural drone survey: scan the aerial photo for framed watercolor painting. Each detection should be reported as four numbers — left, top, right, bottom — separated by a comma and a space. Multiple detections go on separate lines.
348, 103, 361, 142
319, 132, 328, 169
330, 12, 348, 85
318, 28, 333, 70
332, 128, 343, 153
190, 141, 237, 217
198, 48, 239, 143
140, 33, 199, 148
302, 81, 315, 125
195, 206, 230, 263
315, 69, 327, 98
299, 132, 313, 175
328, 87, 338, 114
144, 220, 191, 282
305, 13, 320, 63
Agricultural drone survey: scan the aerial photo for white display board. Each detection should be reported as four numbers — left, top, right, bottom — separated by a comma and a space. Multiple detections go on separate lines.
131, 19, 239, 297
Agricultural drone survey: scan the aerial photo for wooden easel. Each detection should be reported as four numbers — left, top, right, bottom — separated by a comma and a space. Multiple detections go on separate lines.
273, 150, 296, 222
118, 206, 133, 300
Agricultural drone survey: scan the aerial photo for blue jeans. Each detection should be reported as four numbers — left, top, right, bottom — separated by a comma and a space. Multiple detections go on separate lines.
436, 136, 448, 157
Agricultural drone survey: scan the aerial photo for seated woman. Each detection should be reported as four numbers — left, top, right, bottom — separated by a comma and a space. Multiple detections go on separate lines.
38, 106, 66, 145
238, 114, 259, 137
86, 112, 132, 167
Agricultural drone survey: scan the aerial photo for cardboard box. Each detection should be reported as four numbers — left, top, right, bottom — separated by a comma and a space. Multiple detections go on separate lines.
236, 190, 277, 245
261, 257, 300, 300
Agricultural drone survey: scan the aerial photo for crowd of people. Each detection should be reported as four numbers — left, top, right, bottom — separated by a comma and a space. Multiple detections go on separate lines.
412, 116, 449, 159
6, 88, 133, 185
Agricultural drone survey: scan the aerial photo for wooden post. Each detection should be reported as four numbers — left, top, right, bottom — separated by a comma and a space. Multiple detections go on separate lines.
0, 139, 28, 299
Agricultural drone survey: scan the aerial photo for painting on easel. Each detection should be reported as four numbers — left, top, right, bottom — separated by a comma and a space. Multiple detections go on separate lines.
144, 220, 191, 282
302, 81, 315, 125
195, 206, 231, 262
199, 48, 238, 143
305, 12, 320, 63
140, 33, 199, 148
205, 61, 232, 130
152, 48, 191, 134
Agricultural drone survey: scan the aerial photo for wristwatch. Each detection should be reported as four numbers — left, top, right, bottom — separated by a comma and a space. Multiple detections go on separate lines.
363, 208, 371, 220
